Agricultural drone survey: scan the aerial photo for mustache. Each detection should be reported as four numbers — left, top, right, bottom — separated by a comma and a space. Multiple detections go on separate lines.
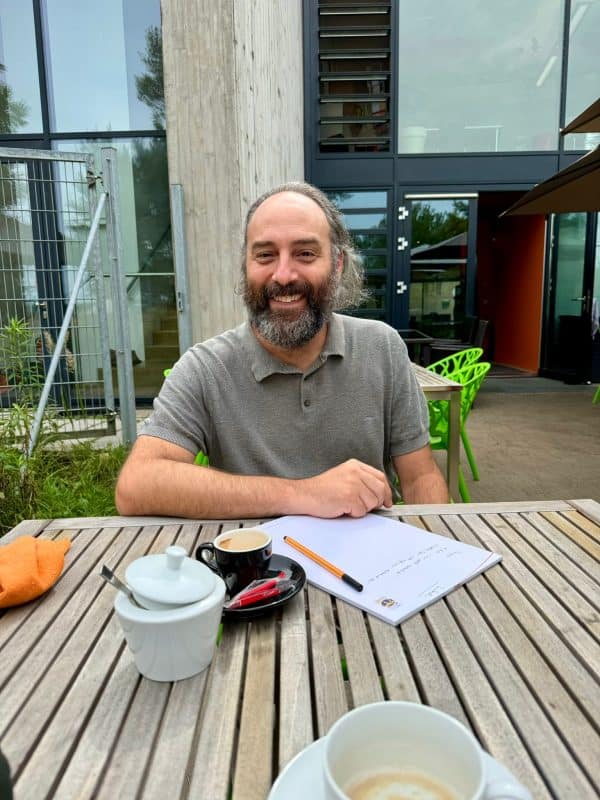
263, 281, 312, 300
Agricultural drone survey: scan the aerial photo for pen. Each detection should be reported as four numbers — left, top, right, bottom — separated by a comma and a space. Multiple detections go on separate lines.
283, 535, 363, 592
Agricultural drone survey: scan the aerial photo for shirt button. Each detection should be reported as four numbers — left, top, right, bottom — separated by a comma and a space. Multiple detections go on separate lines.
303, 399, 311, 407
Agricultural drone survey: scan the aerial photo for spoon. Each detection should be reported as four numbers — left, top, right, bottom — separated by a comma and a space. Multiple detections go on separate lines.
100, 564, 144, 608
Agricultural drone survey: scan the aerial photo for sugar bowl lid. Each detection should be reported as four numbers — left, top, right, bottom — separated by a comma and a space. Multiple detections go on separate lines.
125, 545, 215, 608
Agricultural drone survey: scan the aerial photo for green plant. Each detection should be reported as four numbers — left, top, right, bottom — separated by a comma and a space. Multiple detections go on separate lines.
0, 441, 128, 537
0, 317, 44, 405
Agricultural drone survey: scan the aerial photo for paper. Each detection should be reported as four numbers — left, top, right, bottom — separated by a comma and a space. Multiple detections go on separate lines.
261, 514, 501, 625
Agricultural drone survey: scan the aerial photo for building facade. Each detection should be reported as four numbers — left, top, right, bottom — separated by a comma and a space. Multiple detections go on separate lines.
1, 0, 598, 407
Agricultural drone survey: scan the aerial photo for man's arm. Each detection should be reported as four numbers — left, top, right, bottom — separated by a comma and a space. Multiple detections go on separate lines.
115, 436, 394, 519
393, 445, 449, 504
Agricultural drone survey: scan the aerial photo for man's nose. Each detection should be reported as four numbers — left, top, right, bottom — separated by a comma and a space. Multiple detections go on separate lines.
271, 251, 297, 284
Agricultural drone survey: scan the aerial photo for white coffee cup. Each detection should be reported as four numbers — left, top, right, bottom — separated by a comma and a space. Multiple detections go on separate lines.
324, 702, 531, 800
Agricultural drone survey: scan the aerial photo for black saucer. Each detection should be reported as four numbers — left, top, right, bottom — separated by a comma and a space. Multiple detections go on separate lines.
223, 554, 306, 621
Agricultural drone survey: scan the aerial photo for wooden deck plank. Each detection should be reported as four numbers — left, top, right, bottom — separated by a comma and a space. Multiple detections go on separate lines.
306, 585, 348, 736
232, 616, 277, 800
367, 617, 421, 702
278, 590, 313, 771
187, 622, 247, 800
337, 602, 384, 707
425, 595, 553, 800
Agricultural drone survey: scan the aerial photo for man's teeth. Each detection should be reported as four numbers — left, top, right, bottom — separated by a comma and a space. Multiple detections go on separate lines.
275, 294, 301, 303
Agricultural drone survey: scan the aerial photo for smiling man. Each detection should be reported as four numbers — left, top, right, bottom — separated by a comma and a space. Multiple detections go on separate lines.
115, 182, 448, 519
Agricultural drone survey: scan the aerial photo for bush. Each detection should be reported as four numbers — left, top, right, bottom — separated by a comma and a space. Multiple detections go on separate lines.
0, 441, 128, 537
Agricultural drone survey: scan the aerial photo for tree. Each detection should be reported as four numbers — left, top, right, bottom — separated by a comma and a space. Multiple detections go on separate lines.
0, 64, 29, 133
135, 26, 165, 130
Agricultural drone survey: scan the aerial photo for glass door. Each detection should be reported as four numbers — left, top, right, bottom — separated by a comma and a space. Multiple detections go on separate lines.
394, 193, 478, 337
541, 213, 598, 383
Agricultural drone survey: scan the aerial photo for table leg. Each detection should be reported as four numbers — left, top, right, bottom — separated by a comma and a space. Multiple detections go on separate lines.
447, 391, 461, 501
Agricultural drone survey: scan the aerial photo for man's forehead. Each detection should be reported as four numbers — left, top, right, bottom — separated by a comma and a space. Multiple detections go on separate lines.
248, 191, 329, 237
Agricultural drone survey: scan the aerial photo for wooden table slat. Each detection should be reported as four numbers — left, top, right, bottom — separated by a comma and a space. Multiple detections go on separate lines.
232, 617, 277, 800
541, 511, 600, 562
367, 617, 421, 703
337, 603, 384, 707
306, 586, 348, 736
278, 591, 314, 770
561, 508, 600, 544
569, 498, 600, 528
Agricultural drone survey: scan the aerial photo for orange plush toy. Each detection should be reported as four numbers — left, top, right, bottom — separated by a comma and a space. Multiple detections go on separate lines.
0, 536, 71, 608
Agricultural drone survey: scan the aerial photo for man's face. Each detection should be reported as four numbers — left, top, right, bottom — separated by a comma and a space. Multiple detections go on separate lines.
243, 192, 342, 349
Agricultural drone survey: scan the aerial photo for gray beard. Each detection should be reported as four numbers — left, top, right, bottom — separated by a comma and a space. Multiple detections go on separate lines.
252, 305, 326, 349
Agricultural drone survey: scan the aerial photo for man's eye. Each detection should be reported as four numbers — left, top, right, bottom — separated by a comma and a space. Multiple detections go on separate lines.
297, 250, 316, 259
256, 252, 274, 260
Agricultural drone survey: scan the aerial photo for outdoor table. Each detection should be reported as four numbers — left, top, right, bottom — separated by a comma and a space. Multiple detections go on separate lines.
1, 501, 599, 800
397, 328, 434, 363
413, 362, 462, 501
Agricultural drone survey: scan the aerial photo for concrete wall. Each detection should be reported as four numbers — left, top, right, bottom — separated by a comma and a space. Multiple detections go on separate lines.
161, 0, 304, 343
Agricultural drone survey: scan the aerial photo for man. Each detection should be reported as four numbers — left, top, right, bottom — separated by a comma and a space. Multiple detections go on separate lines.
115, 182, 448, 519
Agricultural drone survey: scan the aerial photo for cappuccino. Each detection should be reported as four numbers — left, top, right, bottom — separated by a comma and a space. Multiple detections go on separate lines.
345, 768, 458, 800
218, 530, 269, 552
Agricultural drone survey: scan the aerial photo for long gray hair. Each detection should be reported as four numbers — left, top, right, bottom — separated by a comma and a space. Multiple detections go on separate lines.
240, 181, 368, 310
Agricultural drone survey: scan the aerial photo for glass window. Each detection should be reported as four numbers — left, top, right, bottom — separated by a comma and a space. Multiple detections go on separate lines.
318, 1, 391, 153
397, 0, 564, 153
43, 0, 163, 132
0, 1, 43, 133
330, 191, 387, 210
564, 0, 600, 151
53, 137, 175, 398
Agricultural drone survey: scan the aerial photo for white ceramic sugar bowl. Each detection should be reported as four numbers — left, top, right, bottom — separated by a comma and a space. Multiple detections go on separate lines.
114, 545, 226, 682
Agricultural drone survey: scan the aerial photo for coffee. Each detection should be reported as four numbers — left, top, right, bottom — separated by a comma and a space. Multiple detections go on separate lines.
218, 530, 269, 552
345, 768, 458, 800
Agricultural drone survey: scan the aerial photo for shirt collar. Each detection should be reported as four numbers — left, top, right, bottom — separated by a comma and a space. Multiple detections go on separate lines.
244, 313, 346, 382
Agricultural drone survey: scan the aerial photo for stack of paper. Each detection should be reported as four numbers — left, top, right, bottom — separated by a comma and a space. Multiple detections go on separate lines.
262, 513, 501, 625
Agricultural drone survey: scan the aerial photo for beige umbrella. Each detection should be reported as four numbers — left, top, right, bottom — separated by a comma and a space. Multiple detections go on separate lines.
561, 96, 600, 135
501, 145, 600, 215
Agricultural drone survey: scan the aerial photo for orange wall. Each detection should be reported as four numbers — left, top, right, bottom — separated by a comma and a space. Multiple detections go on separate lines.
492, 217, 545, 371
477, 197, 546, 372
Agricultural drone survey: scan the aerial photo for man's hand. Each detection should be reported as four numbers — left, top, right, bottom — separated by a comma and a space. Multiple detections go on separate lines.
296, 459, 393, 519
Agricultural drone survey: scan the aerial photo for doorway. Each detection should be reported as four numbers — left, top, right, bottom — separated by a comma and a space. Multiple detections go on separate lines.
541, 212, 600, 383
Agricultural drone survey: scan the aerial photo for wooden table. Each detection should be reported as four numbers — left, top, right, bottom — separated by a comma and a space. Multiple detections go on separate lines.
413, 362, 462, 501
397, 329, 434, 363
1, 501, 599, 800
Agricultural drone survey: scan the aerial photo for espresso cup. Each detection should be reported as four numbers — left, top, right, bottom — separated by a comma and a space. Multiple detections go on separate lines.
195, 528, 272, 593
324, 702, 531, 800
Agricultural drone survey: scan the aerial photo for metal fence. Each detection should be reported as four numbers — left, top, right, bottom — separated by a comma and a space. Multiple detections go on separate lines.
0, 146, 136, 450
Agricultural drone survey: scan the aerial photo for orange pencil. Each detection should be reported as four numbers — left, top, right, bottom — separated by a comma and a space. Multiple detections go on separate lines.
283, 535, 363, 592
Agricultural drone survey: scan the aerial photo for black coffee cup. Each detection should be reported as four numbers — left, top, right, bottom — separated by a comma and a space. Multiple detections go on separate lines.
196, 528, 272, 593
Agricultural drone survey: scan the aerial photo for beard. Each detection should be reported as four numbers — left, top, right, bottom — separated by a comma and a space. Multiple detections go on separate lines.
243, 267, 340, 350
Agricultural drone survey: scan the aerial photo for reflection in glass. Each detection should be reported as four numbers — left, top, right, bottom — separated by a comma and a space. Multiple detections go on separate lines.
397, 0, 564, 153
53, 138, 175, 398
327, 189, 389, 320
409, 199, 469, 338
330, 191, 387, 210
564, 1, 600, 151
43, 0, 162, 132
343, 212, 386, 230
0, 1, 43, 133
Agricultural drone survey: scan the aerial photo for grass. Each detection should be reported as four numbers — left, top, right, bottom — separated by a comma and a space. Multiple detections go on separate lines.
0, 441, 128, 537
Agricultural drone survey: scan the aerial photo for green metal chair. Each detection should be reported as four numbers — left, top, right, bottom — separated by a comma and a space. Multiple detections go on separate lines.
593, 386, 600, 405
427, 347, 483, 378
428, 361, 491, 502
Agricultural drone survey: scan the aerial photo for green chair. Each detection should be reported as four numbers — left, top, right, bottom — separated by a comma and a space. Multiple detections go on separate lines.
163, 367, 208, 465
593, 386, 600, 405
428, 361, 491, 502
427, 347, 483, 378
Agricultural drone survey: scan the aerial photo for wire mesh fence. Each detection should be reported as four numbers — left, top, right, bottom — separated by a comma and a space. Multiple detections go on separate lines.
0, 147, 117, 443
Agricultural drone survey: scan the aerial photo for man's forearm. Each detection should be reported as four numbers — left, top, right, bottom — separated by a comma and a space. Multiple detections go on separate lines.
401, 468, 449, 504
116, 458, 306, 519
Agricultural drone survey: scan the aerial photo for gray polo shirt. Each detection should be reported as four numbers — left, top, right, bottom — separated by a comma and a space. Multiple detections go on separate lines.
141, 313, 429, 491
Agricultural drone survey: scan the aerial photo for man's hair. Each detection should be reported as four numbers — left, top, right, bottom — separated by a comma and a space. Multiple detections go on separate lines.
240, 181, 368, 310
